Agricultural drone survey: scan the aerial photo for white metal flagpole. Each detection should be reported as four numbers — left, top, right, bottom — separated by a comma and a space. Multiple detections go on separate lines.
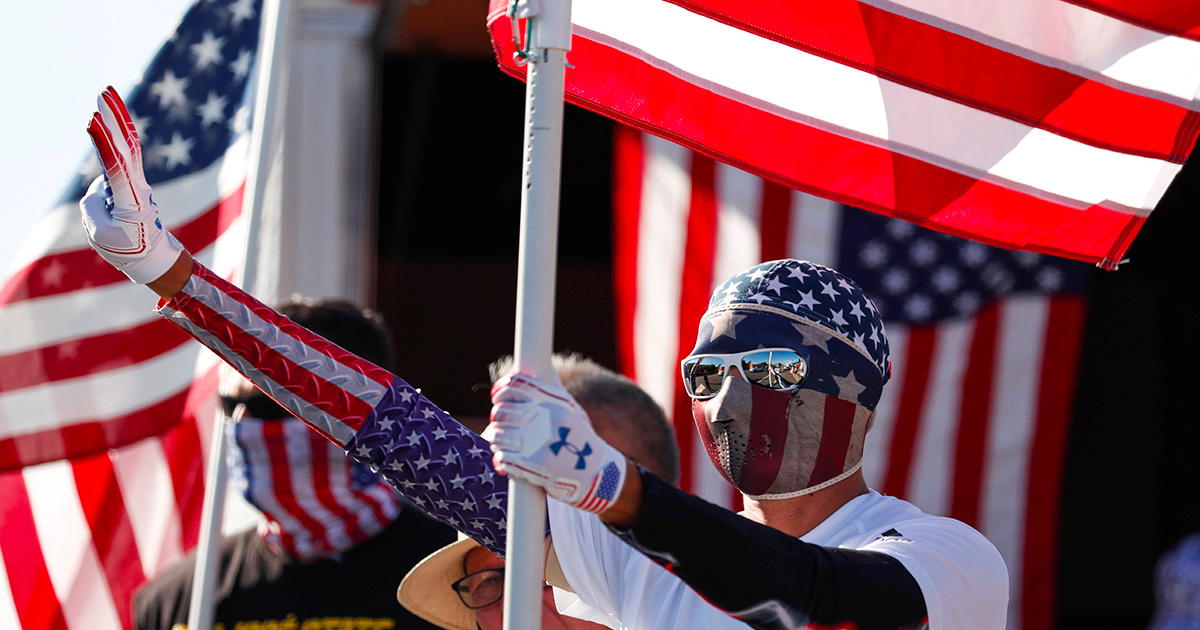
503, 0, 573, 628
185, 1, 291, 629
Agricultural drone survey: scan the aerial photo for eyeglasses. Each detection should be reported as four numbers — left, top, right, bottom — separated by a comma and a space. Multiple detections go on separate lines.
219, 392, 292, 420
451, 568, 506, 609
681, 348, 808, 400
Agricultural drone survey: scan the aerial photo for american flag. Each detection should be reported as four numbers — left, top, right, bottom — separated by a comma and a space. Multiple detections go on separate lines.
487, 0, 1200, 269
0, 1, 261, 628
612, 127, 1089, 630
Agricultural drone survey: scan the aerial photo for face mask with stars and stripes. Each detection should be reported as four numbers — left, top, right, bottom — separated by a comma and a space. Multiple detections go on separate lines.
230, 416, 402, 561
687, 259, 889, 500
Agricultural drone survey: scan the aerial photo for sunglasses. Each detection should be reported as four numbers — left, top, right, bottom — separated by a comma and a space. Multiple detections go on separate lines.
451, 568, 506, 610
219, 392, 292, 421
681, 348, 808, 400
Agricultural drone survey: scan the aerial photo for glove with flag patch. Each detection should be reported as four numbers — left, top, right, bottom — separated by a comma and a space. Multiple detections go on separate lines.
486, 373, 629, 514
80, 86, 184, 284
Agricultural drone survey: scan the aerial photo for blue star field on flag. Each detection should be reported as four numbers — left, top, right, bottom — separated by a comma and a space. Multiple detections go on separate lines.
596, 461, 622, 502
63, 0, 262, 205
837, 211, 1090, 325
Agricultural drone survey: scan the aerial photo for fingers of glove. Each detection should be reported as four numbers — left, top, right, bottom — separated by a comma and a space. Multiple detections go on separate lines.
89, 88, 146, 210
487, 399, 530, 430
101, 87, 140, 146
486, 401, 553, 454
480, 419, 510, 452
80, 176, 138, 253
489, 451, 511, 478
492, 373, 577, 412
87, 113, 124, 185
81, 175, 107, 213
490, 450, 556, 487
87, 113, 140, 213
98, 87, 146, 186
490, 373, 534, 403
79, 176, 107, 233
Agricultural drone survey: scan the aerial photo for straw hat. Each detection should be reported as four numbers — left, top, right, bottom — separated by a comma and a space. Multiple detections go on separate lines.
397, 533, 481, 630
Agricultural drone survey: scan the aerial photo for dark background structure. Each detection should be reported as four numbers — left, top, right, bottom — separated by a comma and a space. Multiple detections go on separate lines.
373, 3, 1200, 625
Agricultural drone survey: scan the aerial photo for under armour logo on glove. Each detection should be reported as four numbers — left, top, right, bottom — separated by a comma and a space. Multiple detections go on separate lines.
549, 427, 592, 469
487, 373, 629, 514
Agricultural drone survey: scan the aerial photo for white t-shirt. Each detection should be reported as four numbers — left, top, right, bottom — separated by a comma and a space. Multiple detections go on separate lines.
548, 490, 1008, 630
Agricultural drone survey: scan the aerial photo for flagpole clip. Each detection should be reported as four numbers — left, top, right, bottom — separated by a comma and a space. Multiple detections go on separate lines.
506, 0, 541, 19
508, 0, 540, 65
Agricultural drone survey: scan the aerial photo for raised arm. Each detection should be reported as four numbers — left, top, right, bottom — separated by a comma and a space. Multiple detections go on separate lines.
81, 87, 518, 555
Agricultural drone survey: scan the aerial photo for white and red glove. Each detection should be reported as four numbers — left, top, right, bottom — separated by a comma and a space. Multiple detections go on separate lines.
80, 86, 184, 284
486, 373, 628, 514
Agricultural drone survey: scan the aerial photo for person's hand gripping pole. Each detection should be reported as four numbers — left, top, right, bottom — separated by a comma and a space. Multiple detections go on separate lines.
487, 373, 629, 514
81, 86, 184, 284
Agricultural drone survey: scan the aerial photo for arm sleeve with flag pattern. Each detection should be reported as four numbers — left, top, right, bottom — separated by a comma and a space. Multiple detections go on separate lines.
157, 261, 517, 554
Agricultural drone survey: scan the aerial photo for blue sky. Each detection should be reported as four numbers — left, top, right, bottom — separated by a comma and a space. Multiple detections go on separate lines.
0, 0, 193, 274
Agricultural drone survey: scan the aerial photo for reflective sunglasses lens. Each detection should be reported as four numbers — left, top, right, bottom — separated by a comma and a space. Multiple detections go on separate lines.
741, 350, 806, 390
684, 357, 726, 399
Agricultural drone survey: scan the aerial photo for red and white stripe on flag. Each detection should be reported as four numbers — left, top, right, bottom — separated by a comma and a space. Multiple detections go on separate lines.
488, 0, 1200, 269
612, 127, 1086, 630
0, 171, 246, 469
0, 1, 263, 626
0, 156, 249, 629
0, 408, 216, 630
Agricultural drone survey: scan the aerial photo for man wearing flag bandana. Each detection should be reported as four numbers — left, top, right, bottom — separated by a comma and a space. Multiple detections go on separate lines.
134, 297, 456, 630
488, 259, 1008, 630
83, 87, 1006, 630
683, 264, 887, 498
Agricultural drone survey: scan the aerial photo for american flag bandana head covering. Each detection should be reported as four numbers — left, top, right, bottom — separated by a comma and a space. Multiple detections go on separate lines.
703, 259, 890, 384
230, 416, 402, 561
687, 259, 888, 499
